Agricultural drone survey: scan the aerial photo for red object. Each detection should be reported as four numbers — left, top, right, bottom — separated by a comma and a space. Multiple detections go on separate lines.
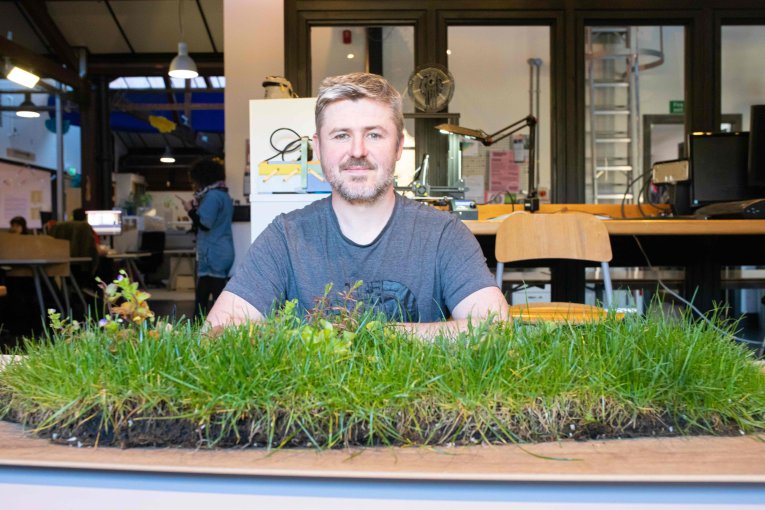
342, 30, 352, 44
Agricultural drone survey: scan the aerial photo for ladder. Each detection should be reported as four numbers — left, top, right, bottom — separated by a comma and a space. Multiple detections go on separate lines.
586, 27, 664, 204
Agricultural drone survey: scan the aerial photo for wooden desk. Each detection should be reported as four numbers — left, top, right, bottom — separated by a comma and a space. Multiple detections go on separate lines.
0, 420, 763, 507
465, 218, 765, 236
466, 214, 765, 312
164, 249, 196, 290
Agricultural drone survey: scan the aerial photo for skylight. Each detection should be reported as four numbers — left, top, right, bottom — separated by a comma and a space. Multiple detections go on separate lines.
109, 76, 225, 90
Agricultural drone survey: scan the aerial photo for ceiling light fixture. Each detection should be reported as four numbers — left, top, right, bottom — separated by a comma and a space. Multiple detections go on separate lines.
7, 65, 40, 89
160, 147, 176, 164
16, 93, 40, 118
168, 0, 198, 79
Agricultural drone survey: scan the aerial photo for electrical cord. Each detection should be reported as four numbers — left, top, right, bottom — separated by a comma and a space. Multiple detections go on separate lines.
264, 127, 304, 162
620, 170, 673, 219
632, 234, 765, 355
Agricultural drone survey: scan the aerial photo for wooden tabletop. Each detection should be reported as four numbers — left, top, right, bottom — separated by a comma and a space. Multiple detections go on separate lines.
1, 421, 764, 483
468, 203, 765, 236
465, 218, 765, 236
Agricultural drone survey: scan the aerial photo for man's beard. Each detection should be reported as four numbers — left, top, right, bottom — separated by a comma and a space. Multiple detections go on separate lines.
326, 158, 394, 204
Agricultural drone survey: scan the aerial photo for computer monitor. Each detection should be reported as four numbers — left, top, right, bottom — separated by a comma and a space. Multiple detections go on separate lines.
86, 210, 122, 236
688, 131, 753, 207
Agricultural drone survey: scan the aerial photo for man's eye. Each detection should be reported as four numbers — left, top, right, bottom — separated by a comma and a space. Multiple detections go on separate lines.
333, 133, 349, 140
368, 132, 382, 140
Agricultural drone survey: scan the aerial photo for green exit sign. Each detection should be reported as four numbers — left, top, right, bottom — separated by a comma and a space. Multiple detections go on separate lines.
669, 100, 685, 114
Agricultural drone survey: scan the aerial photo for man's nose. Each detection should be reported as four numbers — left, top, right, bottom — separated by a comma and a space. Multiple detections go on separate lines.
350, 136, 367, 158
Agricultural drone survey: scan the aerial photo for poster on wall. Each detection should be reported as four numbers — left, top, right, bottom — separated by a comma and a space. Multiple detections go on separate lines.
0, 161, 52, 229
487, 150, 522, 198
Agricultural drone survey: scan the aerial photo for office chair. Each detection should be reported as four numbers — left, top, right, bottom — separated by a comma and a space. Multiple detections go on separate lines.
48, 221, 100, 287
495, 211, 617, 323
136, 231, 166, 286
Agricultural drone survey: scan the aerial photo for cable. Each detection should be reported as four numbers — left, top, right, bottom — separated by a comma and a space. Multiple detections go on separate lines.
620, 171, 647, 219
632, 235, 763, 351
621, 170, 670, 219
264, 127, 304, 163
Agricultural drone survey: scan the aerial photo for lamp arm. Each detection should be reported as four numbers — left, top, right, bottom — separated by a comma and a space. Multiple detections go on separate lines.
484, 115, 537, 146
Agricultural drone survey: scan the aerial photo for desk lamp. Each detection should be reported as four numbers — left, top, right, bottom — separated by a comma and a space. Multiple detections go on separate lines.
436, 115, 539, 211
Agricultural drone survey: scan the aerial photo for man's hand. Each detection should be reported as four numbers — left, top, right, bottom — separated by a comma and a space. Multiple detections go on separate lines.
397, 286, 509, 340
205, 291, 265, 331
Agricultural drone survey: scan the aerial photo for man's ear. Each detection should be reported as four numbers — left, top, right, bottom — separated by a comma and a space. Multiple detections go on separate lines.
312, 133, 321, 160
395, 134, 405, 161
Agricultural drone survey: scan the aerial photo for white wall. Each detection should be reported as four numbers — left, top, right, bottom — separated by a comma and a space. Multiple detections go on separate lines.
639, 26, 685, 116
224, 0, 285, 270
0, 91, 81, 172
447, 26, 550, 196
224, 0, 284, 203
722, 25, 765, 128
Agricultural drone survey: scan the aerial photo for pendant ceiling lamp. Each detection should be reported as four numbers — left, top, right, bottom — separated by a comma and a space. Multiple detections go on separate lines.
160, 146, 176, 164
168, 0, 198, 79
16, 93, 40, 118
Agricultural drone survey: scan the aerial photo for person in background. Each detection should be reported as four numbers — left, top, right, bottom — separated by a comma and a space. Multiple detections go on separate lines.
9, 216, 28, 234
180, 156, 235, 319
207, 72, 508, 338
72, 208, 109, 256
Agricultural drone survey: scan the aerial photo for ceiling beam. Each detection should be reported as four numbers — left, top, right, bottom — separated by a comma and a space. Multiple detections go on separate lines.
16, 0, 79, 71
0, 35, 81, 88
103, 0, 135, 53
113, 103, 223, 111
195, 0, 218, 53
87, 53, 223, 77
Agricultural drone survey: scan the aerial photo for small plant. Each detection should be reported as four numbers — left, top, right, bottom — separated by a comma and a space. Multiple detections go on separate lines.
46, 309, 80, 341
95, 270, 154, 332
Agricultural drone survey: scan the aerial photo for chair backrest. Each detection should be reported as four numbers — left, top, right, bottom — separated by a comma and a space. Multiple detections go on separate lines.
48, 221, 98, 259
495, 212, 612, 264
495, 212, 614, 307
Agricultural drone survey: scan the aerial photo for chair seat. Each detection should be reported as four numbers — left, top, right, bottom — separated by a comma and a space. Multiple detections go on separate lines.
508, 302, 624, 323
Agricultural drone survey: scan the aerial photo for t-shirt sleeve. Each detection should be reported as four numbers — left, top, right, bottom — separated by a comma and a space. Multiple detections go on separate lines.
438, 216, 498, 313
224, 221, 291, 316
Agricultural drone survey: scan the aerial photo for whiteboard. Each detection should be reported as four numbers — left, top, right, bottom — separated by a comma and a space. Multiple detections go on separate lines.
0, 161, 53, 230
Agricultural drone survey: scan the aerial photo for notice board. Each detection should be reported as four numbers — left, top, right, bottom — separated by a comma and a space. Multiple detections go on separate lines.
0, 161, 52, 230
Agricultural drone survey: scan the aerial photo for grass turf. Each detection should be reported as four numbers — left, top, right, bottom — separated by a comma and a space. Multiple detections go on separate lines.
1, 306, 764, 448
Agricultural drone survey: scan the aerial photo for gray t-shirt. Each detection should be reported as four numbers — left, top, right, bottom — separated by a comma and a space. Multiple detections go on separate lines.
226, 194, 497, 321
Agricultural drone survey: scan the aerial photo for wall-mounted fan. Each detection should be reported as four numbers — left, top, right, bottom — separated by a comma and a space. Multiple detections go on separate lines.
407, 64, 455, 113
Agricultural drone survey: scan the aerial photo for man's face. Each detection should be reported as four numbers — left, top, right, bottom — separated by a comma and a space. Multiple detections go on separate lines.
313, 98, 404, 204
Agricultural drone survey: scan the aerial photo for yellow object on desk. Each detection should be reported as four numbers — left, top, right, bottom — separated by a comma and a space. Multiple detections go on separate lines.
509, 302, 624, 323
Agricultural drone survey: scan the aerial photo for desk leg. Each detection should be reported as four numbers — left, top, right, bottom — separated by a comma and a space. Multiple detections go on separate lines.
550, 261, 586, 303
125, 259, 147, 289
685, 261, 722, 314
31, 268, 47, 321
60, 278, 72, 316
67, 275, 88, 313
37, 267, 64, 312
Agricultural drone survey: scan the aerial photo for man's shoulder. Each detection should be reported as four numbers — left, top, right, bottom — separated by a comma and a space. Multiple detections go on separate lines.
396, 194, 459, 227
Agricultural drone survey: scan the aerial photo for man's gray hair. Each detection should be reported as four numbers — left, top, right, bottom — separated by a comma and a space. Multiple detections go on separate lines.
315, 73, 404, 138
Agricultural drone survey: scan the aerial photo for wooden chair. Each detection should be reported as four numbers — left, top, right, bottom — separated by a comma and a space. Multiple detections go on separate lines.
495, 212, 618, 323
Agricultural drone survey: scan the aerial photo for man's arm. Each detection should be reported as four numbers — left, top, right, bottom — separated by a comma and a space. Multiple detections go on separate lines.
397, 286, 509, 339
206, 290, 265, 332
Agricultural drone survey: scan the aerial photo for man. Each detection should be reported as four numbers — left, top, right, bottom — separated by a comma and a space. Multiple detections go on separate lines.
207, 72, 507, 336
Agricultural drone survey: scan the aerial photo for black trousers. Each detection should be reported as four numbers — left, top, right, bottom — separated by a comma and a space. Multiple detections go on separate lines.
194, 275, 227, 320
